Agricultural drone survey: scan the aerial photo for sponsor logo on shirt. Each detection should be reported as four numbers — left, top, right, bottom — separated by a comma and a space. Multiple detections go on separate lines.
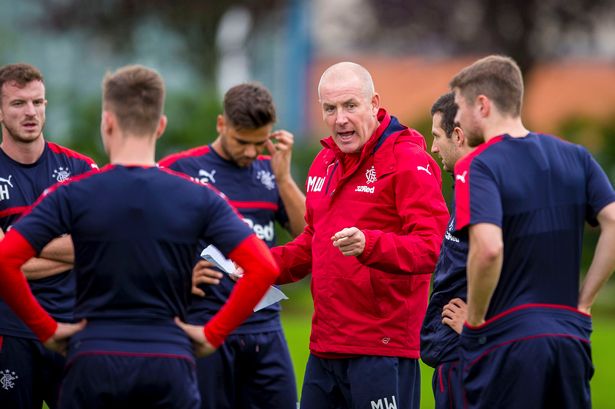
355, 185, 375, 194
0, 175, 13, 201
196, 169, 216, 184
456, 170, 467, 184
243, 218, 274, 241
256, 170, 276, 190
0, 369, 19, 391
52, 166, 71, 182
307, 176, 325, 193
354, 166, 377, 194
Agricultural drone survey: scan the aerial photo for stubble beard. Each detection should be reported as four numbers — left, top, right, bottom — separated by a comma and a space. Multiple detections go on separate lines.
1, 121, 44, 145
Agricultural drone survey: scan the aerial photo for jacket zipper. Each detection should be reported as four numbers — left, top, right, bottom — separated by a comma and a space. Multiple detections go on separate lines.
324, 161, 339, 195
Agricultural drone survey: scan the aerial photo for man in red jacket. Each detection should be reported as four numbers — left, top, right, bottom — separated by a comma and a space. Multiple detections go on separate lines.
272, 62, 449, 409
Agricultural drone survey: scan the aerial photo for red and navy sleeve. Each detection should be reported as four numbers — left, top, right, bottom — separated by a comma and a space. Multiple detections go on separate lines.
0, 229, 57, 341
454, 152, 502, 232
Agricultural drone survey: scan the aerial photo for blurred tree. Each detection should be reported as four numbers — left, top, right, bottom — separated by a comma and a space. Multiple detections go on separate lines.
366, 0, 614, 73
34, 0, 284, 82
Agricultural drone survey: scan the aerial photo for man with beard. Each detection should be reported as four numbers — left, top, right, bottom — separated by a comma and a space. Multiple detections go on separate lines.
452, 55, 615, 409
420, 92, 473, 409
0, 63, 97, 409
0, 64, 280, 408
159, 82, 305, 409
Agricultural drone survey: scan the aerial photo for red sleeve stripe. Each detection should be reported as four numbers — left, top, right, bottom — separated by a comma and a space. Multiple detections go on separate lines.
0, 205, 31, 218
454, 155, 471, 231
158, 146, 211, 167
203, 235, 279, 347
229, 201, 278, 211
0, 229, 57, 341
47, 142, 97, 167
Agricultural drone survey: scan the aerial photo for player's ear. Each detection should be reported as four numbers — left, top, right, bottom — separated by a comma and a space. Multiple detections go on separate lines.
100, 111, 114, 136
155, 115, 168, 140
453, 126, 465, 147
216, 114, 226, 135
476, 95, 491, 118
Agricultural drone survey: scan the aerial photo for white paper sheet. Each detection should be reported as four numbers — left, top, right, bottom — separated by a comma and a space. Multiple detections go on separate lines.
200, 245, 288, 311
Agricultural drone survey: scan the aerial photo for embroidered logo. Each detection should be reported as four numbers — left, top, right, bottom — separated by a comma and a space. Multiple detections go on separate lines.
0, 369, 19, 391
417, 164, 431, 175
370, 396, 397, 409
307, 176, 326, 193
456, 170, 467, 184
365, 166, 377, 184
353, 166, 377, 194
197, 169, 217, 184
52, 166, 71, 182
0, 175, 13, 201
256, 170, 276, 190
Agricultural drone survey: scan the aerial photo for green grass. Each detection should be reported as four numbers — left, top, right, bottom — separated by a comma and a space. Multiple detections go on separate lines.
280, 283, 615, 409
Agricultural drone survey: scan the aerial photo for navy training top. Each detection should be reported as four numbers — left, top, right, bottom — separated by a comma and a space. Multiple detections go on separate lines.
420, 188, 468, 368
13, 164, 254, 359
160, 145, 289, 333
0, 142, 97, 339
454, 133, 615, 319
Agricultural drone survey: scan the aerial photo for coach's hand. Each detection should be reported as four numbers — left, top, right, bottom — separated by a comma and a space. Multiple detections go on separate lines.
331, 227, 366, 256
192, 260, 224, 297
44, 319, 87, 355
175, 317, 217, 357
442, 298, 467, 334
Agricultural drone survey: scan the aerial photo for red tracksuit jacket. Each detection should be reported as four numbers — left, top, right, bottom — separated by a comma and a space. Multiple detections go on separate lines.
272, 109, 449, 358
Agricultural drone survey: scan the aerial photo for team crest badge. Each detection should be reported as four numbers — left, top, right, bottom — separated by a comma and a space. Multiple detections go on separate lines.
365, 166, 377, 184
256, 170, 276, 190
52, 167, 71, 182
0, 369, 18, 391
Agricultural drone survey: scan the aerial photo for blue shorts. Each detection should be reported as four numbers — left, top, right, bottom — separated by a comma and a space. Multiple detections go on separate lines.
0, 335, 65, 409
460, 307, 593, 409
58, 354, 200, 409
300, 354, 420, 409
196, 330, 296, 409
432, 361, 463, 409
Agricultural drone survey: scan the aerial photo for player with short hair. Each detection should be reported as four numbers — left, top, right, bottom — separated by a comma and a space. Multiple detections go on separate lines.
0, 65, 280, 409
420, 92, 473, 409
452, 55, 615, 409
159, 82, 305, 409
0, 62, 97, 408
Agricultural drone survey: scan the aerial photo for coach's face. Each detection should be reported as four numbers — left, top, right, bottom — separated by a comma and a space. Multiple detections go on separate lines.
319, 75, 380, 154
216, 115, 272, 168
453, 90, 484, 148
